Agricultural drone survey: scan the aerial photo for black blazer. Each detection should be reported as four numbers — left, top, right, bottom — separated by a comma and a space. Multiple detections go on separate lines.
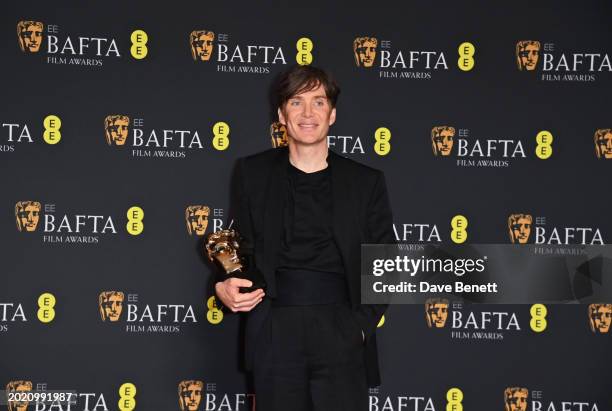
228, 146, 395, 387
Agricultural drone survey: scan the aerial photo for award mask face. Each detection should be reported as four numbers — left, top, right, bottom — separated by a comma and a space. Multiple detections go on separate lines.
205, 229, 243, 274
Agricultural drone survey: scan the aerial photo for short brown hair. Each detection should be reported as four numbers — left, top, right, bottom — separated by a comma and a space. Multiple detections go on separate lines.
274, 65, 340, 111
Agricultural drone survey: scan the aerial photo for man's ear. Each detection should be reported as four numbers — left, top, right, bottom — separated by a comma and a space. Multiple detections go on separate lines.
328, 107, 337, 126
277, 108, 286, 125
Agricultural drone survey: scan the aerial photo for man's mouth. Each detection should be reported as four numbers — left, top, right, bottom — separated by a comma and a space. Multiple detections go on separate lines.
298, 123, 318, 130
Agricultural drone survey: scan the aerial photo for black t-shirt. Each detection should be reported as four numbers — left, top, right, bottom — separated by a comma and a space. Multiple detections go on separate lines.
276, 161, 345, 274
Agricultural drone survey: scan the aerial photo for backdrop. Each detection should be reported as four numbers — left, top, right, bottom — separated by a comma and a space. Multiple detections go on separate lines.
2, 2, 611, 410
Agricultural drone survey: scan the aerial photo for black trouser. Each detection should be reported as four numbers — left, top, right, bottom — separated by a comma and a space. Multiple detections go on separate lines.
252, 302, 368, 411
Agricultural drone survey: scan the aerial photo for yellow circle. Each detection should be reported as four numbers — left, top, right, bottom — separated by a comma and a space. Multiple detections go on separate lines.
451, 215, 468, 229
375, 127, 391, 141
458, 42, 475, 56
446, 387, 464, 402
118, 398, 136, 411
377, 314, 385, 328
446, 403, 463, 411
530, 317, 547, 332
536, 131, 553, 145
213, 122, 230, 136
458, 57, 475, 72
206, 296, 218, 310
43, 129, 61, 145
38, 293, 56, 307
131, 45, 148, 59
127, 206, 144, 221
37, 308, 55, 323
212, 135, 230, 151
297, 53, 313, 65
43, 115, 62, 129
207, 308, 224, 324
119, 383, 137, 397
296, 37, 313, 52
126, 221, 144, 235
131, 30, 148, 44
530, 303, 547, 317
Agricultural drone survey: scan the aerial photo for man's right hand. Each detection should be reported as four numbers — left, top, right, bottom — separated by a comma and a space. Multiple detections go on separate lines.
215, 277, 265, 312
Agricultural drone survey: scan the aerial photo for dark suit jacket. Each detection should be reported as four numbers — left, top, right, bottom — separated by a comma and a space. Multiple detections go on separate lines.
227, 145, 395, 387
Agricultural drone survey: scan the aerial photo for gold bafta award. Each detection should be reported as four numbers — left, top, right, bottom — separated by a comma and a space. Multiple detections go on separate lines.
205, 229, 266, 293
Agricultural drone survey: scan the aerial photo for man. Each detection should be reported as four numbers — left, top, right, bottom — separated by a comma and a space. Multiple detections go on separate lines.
215, 65, 394, 410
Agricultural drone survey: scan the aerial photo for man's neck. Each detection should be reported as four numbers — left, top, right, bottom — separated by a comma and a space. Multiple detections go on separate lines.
288, 141, 329, 173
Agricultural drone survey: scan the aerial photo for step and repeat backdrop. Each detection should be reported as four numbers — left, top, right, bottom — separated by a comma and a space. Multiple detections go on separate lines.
2, 2, 611, 410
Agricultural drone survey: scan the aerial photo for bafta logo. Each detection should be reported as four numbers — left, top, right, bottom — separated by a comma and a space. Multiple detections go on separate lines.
353, 36, 378, 68
104, 115, 130, 146
15, 201, 41, 232
516, 40, 541, 71
270, 121, 288, 148
186, 205, 210, 236
425, 298, 449, 328
190, 30, 215, 61
17, 21, 43, 53
594, 129, 612, 159
508, 214, 532, 244
504, 387, 528, 411
6, 380, 33, 411
431, 126, 455, 156
99, 291, 125, 322
588, 303, 612, 333
178, 380, 203, 411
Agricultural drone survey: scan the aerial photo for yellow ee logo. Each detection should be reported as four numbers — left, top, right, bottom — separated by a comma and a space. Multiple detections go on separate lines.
43, 115, 61, 145
212, 122, 230, 151
206, 296, 223, 324
457, 42, 475, 72
535, 130, 553, 159
118, 382, 137, 411
377, 314, 385, 328
374, 127, 391, 156
451, 215, 468, 244
296, 37, 313, 65
446, 387, 463, 411
37, 292, 56, 323
530, 303, 547, 332
126, 206, 144, 235
130, 30, 148, 59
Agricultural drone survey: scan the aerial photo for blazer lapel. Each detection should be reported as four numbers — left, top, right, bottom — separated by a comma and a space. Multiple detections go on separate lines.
262, 146, 289, 296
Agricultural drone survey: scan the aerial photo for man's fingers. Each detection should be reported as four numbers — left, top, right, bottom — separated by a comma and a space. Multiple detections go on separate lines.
228, 278, 253, 288
236, 297, 263, 312
231, 288, 264, 303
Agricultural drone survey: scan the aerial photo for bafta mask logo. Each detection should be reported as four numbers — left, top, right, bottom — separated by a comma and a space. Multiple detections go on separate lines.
205, 229, 243, 274
425, 298, 449, 328
186, 205, 210, 236
190, 30, 215, 61
270, 121, 288, 148
594, 129, 612, 159
353, 37, 378, 68
508, 214, 533, 244
6, 380, 33, 411
15, 201, 41, 232
504, 387, 528, 411
104, 115, 130, 146
99, 291, 125, 322
431, 126, 455, 156
178, 380, 203, 411
17, 21, 43, 53
588, 303, 612, 333
516, 40, 541, 71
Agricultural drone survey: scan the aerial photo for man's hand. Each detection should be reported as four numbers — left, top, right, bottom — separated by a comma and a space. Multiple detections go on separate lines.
215, 278, 265, 312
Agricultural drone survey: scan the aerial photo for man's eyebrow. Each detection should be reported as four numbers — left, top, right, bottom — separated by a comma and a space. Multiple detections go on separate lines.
289, 94, 328, 100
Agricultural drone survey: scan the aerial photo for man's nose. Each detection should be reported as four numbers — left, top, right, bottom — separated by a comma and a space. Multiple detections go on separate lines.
303, 103, 313, 117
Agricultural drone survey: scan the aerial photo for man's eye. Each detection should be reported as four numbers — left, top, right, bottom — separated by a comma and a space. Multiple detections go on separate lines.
291, 101, 300, 106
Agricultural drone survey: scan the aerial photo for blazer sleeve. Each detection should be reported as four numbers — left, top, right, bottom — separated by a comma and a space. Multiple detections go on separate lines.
352, 170, 395, 340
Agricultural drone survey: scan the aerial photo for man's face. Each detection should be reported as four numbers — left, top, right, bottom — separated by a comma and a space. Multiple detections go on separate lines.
355, 40, 377, 67
511, 217, 531, 244
194, 33, 214, 61
596, 131, 612, 159
433, 129, 454, 156
181, 384, 202, 411
20, 23, 43, 52
18, 204, 40, 232
188, 208, 209, 236
519, 44, 540, 71
103, 295, 123, 321
428, 303, 448, 328
591, 305, 612, 333
278, 83, 336, 148
108, 119, 129, 145
506, 390, 528, 411
8, 383, 31, 411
